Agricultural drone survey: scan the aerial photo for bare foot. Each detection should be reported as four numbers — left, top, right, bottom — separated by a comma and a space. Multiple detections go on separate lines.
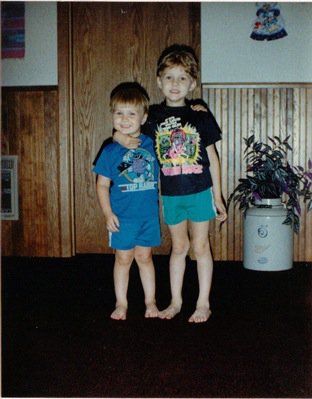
188, 306, 212, 323
145, 303, 159, 318
111, 305, 127, 320
158, 303, 181, 320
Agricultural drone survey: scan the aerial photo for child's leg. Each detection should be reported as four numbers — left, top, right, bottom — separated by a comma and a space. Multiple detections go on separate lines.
159, 220, 189, 319
111, 249, 134, 320
134, 246, 159, 318
188, 220, 212, 323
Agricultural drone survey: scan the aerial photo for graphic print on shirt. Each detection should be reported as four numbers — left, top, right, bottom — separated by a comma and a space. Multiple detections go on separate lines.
155, 116, 203, 176
117, 148, 157, 192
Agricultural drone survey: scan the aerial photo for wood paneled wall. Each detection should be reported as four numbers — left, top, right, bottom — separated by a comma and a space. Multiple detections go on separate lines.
203, 84, 312, 262
1, 88, 64, 256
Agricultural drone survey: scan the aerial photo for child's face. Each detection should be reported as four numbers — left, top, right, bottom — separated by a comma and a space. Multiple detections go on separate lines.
157, 65, 196, 107
112, 104, 147, 137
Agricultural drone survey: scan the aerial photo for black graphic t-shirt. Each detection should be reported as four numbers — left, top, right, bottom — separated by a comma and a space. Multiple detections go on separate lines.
142, 102, 222, 196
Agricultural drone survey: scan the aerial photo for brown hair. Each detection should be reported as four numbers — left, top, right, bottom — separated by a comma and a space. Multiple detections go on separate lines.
110, 82, 149, 114
156, 44, 199, 79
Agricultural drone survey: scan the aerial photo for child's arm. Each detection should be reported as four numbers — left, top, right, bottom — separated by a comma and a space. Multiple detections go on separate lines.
96, 174, 120, 232
190, 98, 208, 112
191, 104, 207, 112
206, 144, 227, 222
113, 131, 141, 149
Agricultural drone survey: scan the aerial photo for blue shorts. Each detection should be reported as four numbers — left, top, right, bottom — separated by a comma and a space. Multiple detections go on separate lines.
162, 188, 217, 225
109, 216, 161, 250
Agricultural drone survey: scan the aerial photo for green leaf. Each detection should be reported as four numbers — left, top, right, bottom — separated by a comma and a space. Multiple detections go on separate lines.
246, 135, 255, 147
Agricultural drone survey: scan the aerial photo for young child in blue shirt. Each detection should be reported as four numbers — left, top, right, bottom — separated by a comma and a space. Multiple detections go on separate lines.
93, 82, 160, 320
114, 45, 227, 323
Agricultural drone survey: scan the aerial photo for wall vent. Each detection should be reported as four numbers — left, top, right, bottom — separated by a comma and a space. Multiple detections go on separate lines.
1, 155, 19, 220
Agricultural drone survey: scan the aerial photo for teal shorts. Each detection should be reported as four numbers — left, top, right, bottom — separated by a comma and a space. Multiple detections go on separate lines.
109, 216, 161, 250
162, 188, 217, 225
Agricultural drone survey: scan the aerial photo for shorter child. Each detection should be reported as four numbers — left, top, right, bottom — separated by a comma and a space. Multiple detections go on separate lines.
93, 82, 160, 320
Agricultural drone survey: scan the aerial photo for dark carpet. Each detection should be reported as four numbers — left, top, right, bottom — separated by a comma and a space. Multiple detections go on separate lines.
2, 255, 312, 398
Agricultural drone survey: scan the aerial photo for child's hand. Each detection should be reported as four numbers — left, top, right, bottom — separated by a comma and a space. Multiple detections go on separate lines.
191, 104, 207, 112
113, 131, 141, 149
215, 200, 228, 222
106, 213, 120, 232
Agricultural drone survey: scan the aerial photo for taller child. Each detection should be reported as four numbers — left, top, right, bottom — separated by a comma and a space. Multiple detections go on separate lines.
116, 44, 227, 323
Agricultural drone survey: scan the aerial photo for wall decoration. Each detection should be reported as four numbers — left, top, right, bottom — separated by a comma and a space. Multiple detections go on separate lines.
250, 2, 287, 41
1, 2, 25, 58
1, 156, 19, 220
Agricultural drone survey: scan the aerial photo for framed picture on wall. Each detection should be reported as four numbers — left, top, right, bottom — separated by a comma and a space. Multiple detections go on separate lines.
1, 156, 19, 220
1, 2, 25, 59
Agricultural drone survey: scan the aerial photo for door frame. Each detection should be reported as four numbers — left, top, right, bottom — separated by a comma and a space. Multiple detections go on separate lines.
57, 3, 75, 256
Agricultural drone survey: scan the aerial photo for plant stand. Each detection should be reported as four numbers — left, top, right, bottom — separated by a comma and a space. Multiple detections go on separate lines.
244, 198, 293, 271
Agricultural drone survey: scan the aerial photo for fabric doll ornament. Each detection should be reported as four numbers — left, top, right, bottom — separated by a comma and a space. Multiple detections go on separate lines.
250, 2, 288, 41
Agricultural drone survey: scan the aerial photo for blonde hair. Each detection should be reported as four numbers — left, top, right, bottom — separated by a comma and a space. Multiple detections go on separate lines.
156, 44, 199, 79
110, 82, 149, 114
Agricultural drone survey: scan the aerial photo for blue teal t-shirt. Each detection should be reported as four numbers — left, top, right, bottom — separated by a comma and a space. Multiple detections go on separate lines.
92, 134, 159, 220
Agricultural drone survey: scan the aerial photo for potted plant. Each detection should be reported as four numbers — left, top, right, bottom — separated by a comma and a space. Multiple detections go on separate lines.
227, 134, 312, 270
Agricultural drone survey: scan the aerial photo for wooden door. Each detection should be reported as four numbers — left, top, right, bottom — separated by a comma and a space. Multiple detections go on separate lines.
72, 2, 200, 253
